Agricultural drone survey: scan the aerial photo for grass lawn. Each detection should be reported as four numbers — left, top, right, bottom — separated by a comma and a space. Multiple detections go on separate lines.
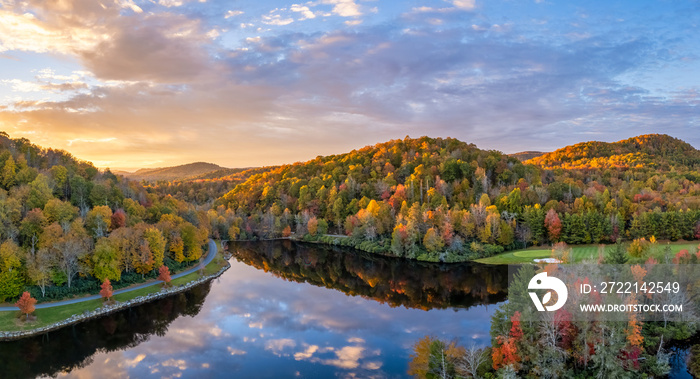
476, 240, 700, 265
0, 242, 227, 333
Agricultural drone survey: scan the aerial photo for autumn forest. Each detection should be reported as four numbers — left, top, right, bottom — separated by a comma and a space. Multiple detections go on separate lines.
1, 132, 699, 378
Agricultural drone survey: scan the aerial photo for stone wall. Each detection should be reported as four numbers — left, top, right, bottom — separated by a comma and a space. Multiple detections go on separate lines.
0, 262, 231, 341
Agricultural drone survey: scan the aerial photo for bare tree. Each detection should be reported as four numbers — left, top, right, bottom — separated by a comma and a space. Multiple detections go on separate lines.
55, 236, 89, 288
455, 344, 487, 378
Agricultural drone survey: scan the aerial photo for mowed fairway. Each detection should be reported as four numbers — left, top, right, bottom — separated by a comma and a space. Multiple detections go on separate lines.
476, 241, 699, 265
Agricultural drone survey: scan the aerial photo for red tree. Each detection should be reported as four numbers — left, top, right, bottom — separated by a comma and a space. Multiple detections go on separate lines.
544, 208, 562, 242
110, 209, 127, 230
492, 311, 523, 370
282, 225, 292, 237
158, 265, 172, 286
100, 278, 113, 301
15, 291, 37, 321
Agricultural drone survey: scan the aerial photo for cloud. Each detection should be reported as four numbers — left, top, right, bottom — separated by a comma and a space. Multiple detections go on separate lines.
265, 338, 297, 355
291, 4, 316, 20
0, 7, 105, 54
79, 15, 213, 83
225, 10, 244, 19
159, 0, 184, 7
452, 0, 476, 10
318, 0, 362, 17
262, 11, 295, 26
118, 0, 143, 13
1, 0, 699, 171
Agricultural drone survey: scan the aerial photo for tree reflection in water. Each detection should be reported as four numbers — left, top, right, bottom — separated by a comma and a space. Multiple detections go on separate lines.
231, 240, 508, 310
0, 283, 211, 379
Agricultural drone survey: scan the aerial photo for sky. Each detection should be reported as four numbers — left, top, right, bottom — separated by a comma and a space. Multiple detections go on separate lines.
0, 0, 698, 170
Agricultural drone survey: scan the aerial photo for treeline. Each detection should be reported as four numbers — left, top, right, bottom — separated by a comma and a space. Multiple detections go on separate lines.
146, 166, 277, 205
232, 241, 507, 310
0, 133, 209, 303
528, 134, 700, 170
211, 135, 700, 262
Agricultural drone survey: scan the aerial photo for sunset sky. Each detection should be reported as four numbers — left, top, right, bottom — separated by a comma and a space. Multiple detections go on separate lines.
0, 0, 698, 170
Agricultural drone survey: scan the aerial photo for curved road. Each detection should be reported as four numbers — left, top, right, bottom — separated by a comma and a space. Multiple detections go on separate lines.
0, 239, 219, 312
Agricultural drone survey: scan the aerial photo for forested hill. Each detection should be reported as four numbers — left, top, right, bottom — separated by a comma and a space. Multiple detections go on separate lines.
0, 131, 98, 180
217, 136, 523, 213
212, 135, 700, 263
526, 134, 700, 170
509, 151, 545, 162
117, 162, 225, 182
146, 166, 278, 205
0, 132, 211, 304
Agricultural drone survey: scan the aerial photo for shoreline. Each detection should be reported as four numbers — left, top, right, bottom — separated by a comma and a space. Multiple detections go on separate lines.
0, 260, 231, 342
230, 236, 700, 265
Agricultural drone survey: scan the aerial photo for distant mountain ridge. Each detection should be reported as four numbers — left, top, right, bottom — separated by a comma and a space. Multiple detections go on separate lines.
525, 134, 700, 170
509, 151, 546, 162
117, 162, 226, 182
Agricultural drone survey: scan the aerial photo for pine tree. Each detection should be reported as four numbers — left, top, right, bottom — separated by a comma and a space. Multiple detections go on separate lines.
605, 241, 628, 264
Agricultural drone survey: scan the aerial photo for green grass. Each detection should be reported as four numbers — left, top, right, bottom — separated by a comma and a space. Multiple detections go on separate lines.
0, 242, 228, 333
476, 240, 699, 265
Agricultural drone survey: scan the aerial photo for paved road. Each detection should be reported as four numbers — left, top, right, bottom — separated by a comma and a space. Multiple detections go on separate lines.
0, 239, 218, 312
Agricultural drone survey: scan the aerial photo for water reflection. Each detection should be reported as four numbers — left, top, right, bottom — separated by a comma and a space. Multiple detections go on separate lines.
1, 241, 507, 378
232, 240, 508, 310
0, 284, 210, 378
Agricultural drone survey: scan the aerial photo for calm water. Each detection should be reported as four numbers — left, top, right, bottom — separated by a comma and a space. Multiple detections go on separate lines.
0, 241, 693, 378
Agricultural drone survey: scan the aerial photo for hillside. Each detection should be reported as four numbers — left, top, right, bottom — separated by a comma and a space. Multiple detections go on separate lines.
509, 151, 546, 162
526, 134, 700, 170
148, 166, 279, 205
0, 131, 211, 304
119, 162, 225, 182
211, 134, 700, 263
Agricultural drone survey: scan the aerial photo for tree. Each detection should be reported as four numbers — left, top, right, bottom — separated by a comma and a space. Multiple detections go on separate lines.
111, 208, 127, 230
456, 344, 488, 378
544, 209, 562, 242
144, 227, 166, 269
54, 233, 89, 288
0, 240, 24, 302
158, 265, 172, 287
86, 205, 112, 238
282, 225, 292, 237
628, 238, 649, 258
605, 241, 628, 264
1, 154, 16, 189
307, 216, 319, 236
20, 208, 47, 253
170, 234, 185, 262
26, 247, 53, 297
15, 291, 37, 321
423, 227, 445, 254
27, 174, 53, 210
92, 237, 121, 282
180, 223, 203, 261
492, 311, 523, 371
43, 198, 78, 225
408, 336, 461, 379
133, 242, 155, 278
100, 278, 113, 301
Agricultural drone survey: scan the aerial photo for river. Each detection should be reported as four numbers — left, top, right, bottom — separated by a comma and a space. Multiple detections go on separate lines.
0, 241, 694, 378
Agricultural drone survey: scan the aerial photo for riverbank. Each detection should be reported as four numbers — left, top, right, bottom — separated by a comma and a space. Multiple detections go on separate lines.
475, 240, 700, 265
0, 240, 227, 336
0, 257, 230, 341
